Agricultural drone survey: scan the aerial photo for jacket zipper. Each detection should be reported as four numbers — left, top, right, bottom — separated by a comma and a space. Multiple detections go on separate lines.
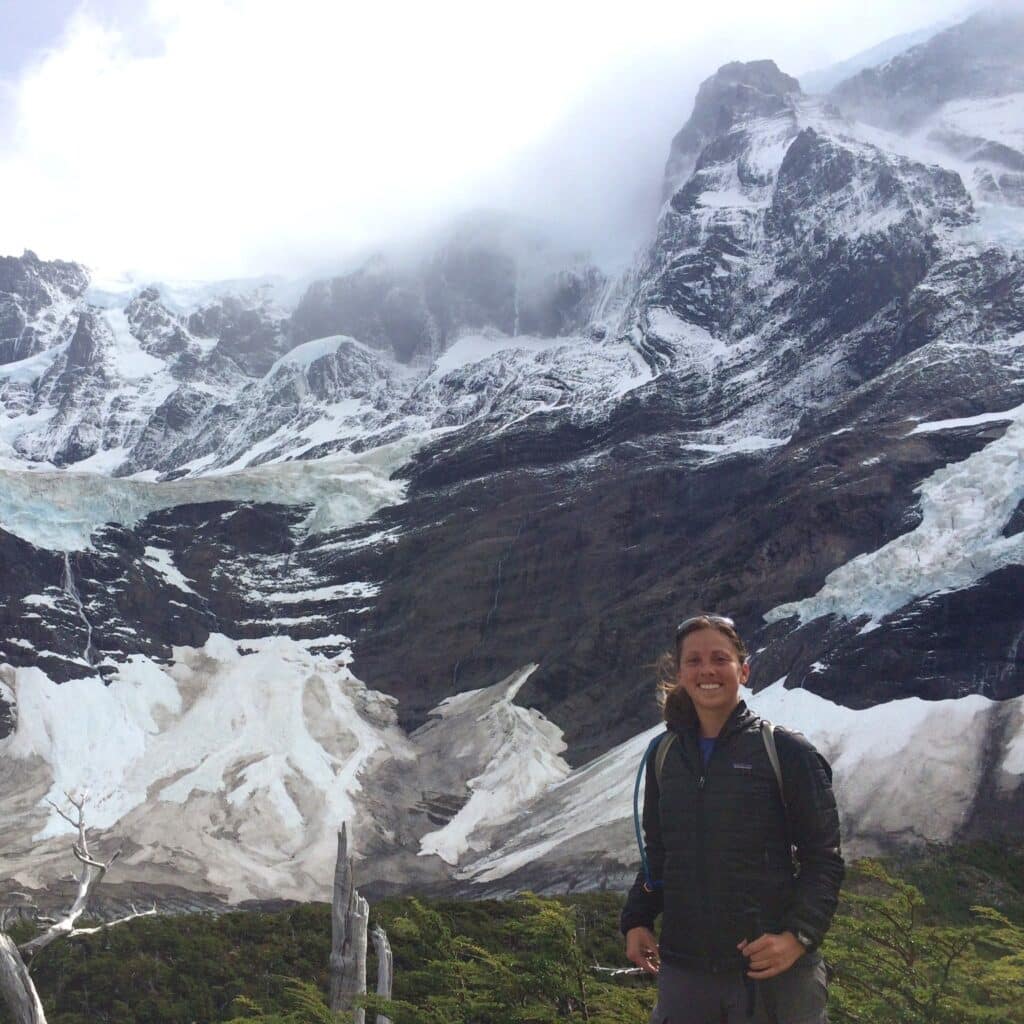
697, 748, 711, 966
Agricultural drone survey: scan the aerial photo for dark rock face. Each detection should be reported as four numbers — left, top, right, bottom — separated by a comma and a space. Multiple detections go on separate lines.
664, 60, 801, 196
344, 355, 1022, 765
767, 128, 972, 343
0, 497, 374, 686
1004, 500, 1024, 539
830, 10, 1024, 131
330, 43, 1024, 769
125, 288, 191, 361
0, 531, 86, 684
0, 689, 14, 741
291, 261, 440, 362
188, 295, 290, 376
27, 311, 111, 465
755, 565, 1024, 708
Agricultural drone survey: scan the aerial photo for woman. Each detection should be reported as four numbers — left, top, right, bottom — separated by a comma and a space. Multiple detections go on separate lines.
621, 614, 844, 1024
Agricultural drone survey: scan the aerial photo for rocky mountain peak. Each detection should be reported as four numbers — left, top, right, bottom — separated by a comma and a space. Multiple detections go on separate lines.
2, 250, 90, 301
663, 59, 802, 196
0, 251, 89, 365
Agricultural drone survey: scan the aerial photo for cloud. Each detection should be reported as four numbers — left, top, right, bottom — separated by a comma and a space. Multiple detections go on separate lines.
0, 0, 981, 282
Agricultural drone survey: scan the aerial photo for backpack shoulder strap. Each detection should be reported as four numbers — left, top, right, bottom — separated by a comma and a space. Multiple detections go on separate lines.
654, 730, 679, 787
760, 719, 786, 811
634, 730, 671, 891
761, 718, 800, 873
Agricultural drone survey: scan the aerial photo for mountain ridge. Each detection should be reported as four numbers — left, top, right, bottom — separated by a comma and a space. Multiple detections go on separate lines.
2, 11, 1023, 902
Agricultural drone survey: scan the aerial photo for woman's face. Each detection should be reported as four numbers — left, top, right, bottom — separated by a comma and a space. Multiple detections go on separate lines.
677, 627, 749, 716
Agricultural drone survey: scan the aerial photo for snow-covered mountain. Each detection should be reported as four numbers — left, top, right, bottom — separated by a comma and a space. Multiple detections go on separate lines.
1, 8, 1023, 904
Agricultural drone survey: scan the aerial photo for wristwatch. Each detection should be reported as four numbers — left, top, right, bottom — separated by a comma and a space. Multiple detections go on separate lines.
794, 930, 813, 951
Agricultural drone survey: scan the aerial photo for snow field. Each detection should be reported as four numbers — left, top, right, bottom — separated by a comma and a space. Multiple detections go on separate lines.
0, 634, 415, 900
457, 682, 1024, 884
0, 647, 575, 899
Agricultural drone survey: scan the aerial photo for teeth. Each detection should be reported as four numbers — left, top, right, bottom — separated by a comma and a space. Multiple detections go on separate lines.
698, 684, 721, 690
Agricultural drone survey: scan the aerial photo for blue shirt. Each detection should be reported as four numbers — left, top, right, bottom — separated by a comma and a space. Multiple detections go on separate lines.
699, 736, 716, 766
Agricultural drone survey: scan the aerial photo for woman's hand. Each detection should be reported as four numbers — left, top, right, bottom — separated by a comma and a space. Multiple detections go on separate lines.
625, 926, 661, 975
737, 931, 805, 979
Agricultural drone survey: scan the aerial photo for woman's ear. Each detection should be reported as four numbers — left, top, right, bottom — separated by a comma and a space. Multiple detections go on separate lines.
740, 661, 751, 685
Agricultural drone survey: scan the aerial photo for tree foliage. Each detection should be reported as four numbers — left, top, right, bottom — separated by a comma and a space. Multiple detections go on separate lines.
825, 860, 1024, 1024
2, 849, 1021, 1024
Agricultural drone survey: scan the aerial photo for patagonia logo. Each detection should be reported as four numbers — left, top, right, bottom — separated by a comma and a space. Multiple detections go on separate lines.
733, 762, 754, 772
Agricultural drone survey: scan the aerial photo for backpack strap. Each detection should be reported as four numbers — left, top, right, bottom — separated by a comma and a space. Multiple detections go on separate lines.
633, 731, 675, 891
654, 731, 678, 787
760, 719, 799, 876
760, 719, 785, 807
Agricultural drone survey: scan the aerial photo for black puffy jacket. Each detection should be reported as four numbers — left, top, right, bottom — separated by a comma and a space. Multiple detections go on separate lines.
620, 697, 844, 971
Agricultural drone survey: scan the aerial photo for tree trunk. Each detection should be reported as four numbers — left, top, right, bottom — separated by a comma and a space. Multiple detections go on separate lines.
348, 890, 369, 1024
0, 933, 46, 1024
329, 826, 354, 1013
329, 824, 369, 1023
371, 925, 393, 1024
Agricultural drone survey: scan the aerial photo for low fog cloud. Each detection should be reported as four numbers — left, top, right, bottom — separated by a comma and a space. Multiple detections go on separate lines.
0, 0, 984, 283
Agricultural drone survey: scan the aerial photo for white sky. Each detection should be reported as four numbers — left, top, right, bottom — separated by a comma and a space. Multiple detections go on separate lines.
0, 0, 985, 283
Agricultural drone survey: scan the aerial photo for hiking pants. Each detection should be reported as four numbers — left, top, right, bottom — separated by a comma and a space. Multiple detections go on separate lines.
648, 956, 828, 1024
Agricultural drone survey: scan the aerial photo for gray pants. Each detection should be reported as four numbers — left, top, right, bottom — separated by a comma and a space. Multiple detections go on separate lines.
648, 957, 828, 1024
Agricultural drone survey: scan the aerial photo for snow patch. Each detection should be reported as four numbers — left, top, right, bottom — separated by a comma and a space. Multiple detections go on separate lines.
142, 547, 198, 595
646, 308, 729, 372
0, 345, 67, 384
416, 666, 570, 866
425, 331, 563, 383
683, 435, 788, 456
910, 410, 1016, 434
267, 335, 348, 375
263, 582, 379, 603
103, 309, 167, 379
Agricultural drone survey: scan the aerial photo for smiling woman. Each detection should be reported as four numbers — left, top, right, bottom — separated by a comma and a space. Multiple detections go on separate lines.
621, 613, 845, 1024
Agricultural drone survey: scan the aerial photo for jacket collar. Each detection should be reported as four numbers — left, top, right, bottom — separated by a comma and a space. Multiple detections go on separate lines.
663, 690, 755, 740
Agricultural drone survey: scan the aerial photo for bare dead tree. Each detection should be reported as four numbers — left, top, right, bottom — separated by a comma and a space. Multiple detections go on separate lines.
330, 824, 365, 1021
0, 794, 156, 1024
371, 925, 393, 1024
329, 824, 393, 1024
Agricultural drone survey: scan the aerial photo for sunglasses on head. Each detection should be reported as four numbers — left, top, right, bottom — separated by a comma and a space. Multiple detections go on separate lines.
675, 614, 735, 638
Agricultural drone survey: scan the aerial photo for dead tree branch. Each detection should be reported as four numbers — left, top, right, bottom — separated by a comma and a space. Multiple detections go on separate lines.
0, 797, 153, 1024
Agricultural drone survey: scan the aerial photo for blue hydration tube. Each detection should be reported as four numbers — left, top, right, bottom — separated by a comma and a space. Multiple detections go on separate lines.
634, 732, 668, 891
